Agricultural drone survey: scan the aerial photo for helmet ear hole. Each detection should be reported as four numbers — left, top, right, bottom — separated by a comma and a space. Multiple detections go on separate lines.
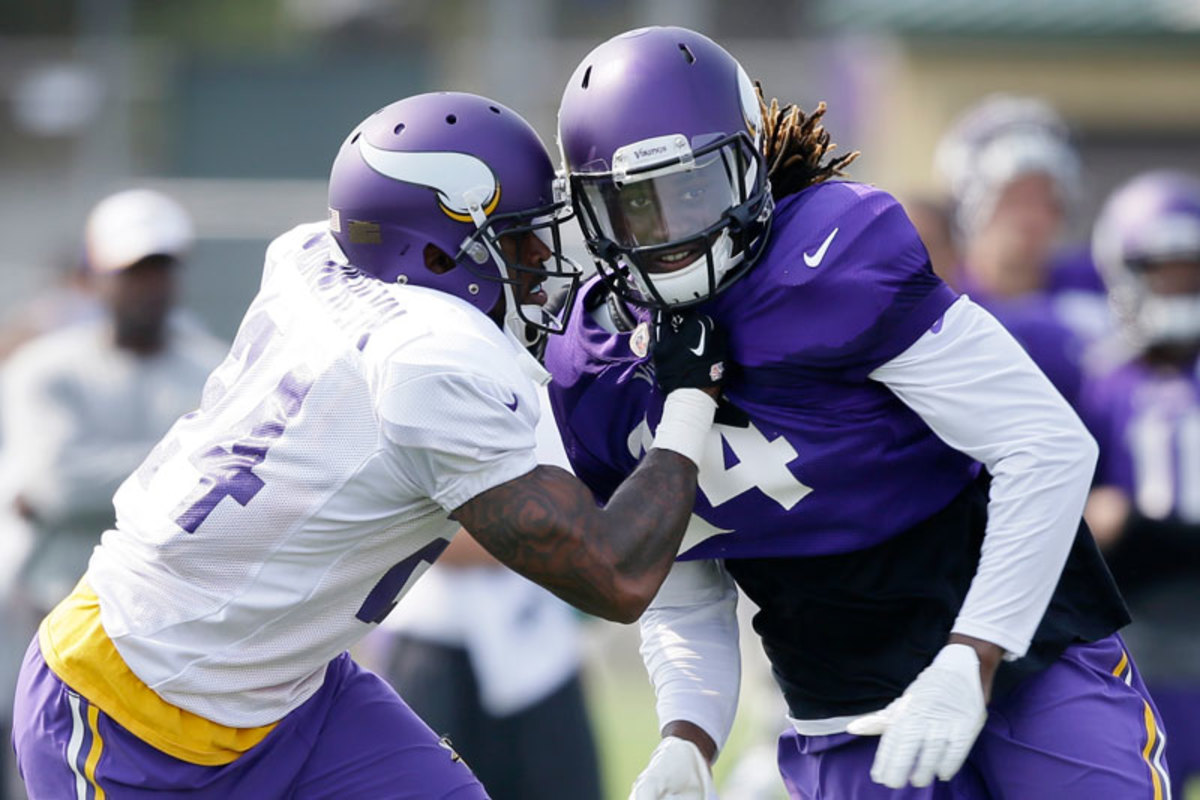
423, 243, 457, 275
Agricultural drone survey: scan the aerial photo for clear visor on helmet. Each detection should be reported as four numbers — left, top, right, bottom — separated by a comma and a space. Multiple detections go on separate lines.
575, 137, 751, 253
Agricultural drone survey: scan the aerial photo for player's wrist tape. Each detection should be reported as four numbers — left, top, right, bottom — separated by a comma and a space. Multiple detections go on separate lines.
652, 388, 717, 467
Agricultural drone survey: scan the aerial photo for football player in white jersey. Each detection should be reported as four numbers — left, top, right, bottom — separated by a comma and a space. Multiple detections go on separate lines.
11, 91, 727, 799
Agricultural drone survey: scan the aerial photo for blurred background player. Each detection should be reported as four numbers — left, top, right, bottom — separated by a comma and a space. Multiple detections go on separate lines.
902, 192, 961, 290
934, 93, 1109, 407
548, 26, 1157, 798
0, 248, 100, 363
0, 187, 225, 799
368, 382, 604, 800
1081, 168, 1200, 799
0, 188, 225, 615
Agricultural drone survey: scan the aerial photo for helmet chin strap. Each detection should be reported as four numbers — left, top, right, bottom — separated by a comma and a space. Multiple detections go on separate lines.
466, 199, 543, 349
503, 282, 545, 349
635, 230, 739, 307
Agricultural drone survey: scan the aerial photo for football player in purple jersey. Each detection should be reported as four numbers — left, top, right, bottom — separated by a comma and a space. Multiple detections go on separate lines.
545, 26, 1167, 798
10, 92, 728, 799
1081, 169, 1200, 799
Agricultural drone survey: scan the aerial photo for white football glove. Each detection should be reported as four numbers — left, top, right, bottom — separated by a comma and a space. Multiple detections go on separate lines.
845, 643, 987, 789
629, 736, 717, 800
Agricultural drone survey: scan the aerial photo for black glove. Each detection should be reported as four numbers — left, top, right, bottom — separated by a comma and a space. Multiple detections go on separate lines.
652, 310, 728, 394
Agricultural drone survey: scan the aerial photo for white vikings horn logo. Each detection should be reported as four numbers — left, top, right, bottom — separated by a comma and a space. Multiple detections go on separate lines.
358, 139, 502, 222
737, 65, 762, 142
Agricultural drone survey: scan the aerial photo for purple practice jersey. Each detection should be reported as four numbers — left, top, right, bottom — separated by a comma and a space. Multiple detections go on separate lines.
1048, 242, 1107, 296
1078, 349, 1200, 610
1078, 351, 1200, 798
1081, 354, 1200, 521
546, 181, 975, 560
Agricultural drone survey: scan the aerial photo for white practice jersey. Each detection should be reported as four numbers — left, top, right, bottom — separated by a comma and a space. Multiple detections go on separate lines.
85, 222, 544, 727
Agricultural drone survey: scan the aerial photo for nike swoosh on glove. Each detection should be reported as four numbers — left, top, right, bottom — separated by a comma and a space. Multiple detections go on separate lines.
651, 311, 727, 395
629, 736, 717, 800
845, 643, 987, 789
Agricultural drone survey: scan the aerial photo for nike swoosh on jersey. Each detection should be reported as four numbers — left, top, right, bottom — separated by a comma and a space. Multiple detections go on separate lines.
504, 395, 519, 411
689, 323, 707, 356
803, 227, 840, 268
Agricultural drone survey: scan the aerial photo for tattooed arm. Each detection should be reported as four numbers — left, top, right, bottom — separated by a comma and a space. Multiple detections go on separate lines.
452, 449, 698, 623
453, 310, 726, 622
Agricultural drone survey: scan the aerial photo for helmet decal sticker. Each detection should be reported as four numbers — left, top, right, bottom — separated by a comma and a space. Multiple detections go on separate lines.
737, 65, 761, 141
357, 140, 502, 222
348, 220, 382, 245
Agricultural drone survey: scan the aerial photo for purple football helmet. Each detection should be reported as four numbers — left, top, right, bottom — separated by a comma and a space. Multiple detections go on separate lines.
1093, 170, 1200, 347
558, 26, 773, 310
328, 92, 581, 344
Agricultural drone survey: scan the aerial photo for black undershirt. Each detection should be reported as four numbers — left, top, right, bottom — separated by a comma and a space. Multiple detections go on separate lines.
724, 473, 1130, 720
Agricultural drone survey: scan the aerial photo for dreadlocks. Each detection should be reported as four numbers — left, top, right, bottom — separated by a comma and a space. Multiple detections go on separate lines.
757, 83, 859, 202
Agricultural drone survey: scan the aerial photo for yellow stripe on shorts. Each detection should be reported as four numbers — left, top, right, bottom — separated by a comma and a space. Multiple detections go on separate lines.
85, 703, 106, 800
1112, 648, 1170, 799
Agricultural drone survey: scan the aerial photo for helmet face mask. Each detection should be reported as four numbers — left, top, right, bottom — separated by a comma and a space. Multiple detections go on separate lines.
456, 197, 581, 340
558, 26, 774, 310
571, 130, 770, 308
328, 92, 583, 345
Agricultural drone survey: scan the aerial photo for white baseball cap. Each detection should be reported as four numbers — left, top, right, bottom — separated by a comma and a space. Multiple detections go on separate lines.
84, 188, 194, 274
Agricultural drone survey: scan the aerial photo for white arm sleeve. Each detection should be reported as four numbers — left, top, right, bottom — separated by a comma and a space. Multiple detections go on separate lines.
869, 296, 1098, 657
639, 556, 741, 755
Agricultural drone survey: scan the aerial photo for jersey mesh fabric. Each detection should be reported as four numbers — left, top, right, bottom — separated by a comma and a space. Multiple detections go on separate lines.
86, 223, 540, 726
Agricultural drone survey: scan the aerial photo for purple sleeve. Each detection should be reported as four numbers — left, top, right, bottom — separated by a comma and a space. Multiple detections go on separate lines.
544, 295, 654, 504
548, 380, 629, 504
751, 184, 957, 380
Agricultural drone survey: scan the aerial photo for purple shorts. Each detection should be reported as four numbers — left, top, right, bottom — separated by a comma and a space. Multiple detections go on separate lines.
778, 634, 1170, 799
1144, 681, 1200, 798
12, 636, 489, 799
